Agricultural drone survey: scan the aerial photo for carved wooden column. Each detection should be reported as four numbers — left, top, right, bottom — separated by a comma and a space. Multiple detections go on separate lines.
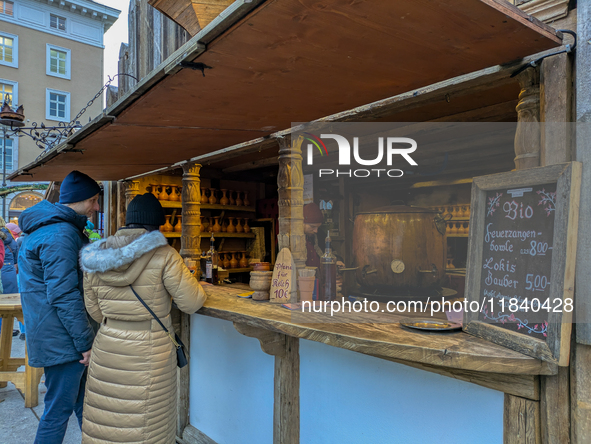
180, 161, 202, 259
124, 180, 141, 206
277, 136, 306, 270
177, 161, 202, 437
514, 68, 541, 170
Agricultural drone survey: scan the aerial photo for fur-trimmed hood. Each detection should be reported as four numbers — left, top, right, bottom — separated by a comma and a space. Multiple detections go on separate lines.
80, 229, 168, 282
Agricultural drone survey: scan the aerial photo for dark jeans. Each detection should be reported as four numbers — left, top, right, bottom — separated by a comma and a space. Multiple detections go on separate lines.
34, 360, 87, 444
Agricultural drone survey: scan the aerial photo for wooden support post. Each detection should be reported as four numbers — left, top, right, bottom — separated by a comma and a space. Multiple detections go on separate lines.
540, 367, 570, 444
571, 342, 591, 443
116, 181, 126, 230
177, 161, 201, 437
180, 161, 202, 259
107, 181, 118, 236
277, 136, 306, 270
540, 52, 573, 165
514, 67, 541, 170
274, 335, 299, 444
124, 180, 141, 207
504, 394, 541, 444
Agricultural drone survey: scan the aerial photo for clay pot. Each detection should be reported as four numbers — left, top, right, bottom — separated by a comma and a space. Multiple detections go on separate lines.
243, 218, 250, 233
212, 217, 222, 233
235, 191, 243, 207
150, 184, 160, 199
298, 276, 315, 302
161, 215, 173, 232
208, 188, 217, 204
159, 186, 169, 201
249, 271, 273, 301
169, 185, 180, 202
220, 189, 229, 206
239, 252, 249, 268
235, 218, 243, 233
227, 217, 236, 233
222, 253, 231, 269
221, 219, 228, 232
201, 189, 209, 204
228, 190, 235, 206
252, 262, 271, 271
243, 191, 250, 207
230, 253, 239, 269
174, 215, 182, 232
201, 217, 210, 233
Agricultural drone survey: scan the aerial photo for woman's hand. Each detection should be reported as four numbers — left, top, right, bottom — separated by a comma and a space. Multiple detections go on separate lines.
80, 349, 92, 366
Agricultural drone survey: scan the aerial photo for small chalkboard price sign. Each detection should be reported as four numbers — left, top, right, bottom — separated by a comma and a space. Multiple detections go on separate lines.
464, 163, 581, 366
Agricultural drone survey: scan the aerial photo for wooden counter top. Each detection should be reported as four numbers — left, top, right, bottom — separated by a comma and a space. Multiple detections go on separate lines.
197, 284, 556, 376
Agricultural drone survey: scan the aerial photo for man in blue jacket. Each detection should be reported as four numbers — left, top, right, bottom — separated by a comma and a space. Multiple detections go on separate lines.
19, 170, 100, 444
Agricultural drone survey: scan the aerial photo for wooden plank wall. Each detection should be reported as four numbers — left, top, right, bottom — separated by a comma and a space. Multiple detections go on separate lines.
107, 0, 189, 107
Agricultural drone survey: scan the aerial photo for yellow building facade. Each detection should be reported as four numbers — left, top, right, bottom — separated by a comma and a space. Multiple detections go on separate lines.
0, 0, 119, 219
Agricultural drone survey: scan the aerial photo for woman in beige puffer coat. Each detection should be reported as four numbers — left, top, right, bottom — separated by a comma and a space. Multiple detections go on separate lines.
79, 194, 206, 444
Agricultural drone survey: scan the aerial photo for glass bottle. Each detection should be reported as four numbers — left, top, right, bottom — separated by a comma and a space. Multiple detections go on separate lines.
205, 233, 219, 285
319, 231, 337, 301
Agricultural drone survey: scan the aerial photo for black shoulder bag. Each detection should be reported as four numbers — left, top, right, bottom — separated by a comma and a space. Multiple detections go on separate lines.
129, 285, 188, 368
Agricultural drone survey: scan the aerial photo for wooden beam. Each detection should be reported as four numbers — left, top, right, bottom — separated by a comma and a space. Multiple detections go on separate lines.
369, 353, 540, 400
274, 336, 299, 444
541, 367, 570, 444
182, 424, 219, 444
571, 342, 591, 444
504, 394, 541, 444
233, 322, 286, 357
540, 52, 573, 165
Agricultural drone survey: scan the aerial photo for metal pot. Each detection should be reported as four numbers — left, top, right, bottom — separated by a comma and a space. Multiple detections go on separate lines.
352, 206, 446, 292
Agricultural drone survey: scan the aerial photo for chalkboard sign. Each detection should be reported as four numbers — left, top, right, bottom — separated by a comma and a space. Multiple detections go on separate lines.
464, 163, 581, 366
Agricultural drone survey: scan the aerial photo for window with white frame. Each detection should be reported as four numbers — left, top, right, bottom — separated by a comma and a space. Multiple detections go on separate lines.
0, 1, 14, 16
50, 14, 66, 32
46, 45, 70, 79
0, 137, 14, 171
46, 89, 70, 122
0, 80, 16, 105
0, 33, 17, 68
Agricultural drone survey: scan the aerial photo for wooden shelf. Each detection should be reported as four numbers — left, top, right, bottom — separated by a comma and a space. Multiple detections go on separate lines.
224, 268, 253, 273
160, 201, 182, 208
201, 204, 256, 212
163, 232, 181, 238
158, 201, 256, 212
201, 232, 255, 238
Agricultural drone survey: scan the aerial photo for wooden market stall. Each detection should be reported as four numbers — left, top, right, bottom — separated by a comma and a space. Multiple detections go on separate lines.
8, 0, 587, 443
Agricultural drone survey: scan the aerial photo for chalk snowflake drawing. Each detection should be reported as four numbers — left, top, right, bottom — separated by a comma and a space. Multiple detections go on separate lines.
482, 306, 548, 336
487, 192, 503, 217
537, 189, 556, 217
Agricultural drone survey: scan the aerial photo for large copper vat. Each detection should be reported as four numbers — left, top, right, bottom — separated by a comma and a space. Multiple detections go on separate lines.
352, 206, 446, 293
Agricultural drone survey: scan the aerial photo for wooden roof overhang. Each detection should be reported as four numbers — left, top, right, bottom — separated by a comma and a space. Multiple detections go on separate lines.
9, 0, 562, 182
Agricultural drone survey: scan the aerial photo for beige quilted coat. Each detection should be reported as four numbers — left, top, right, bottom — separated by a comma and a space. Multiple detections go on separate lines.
79, 228, 206, 444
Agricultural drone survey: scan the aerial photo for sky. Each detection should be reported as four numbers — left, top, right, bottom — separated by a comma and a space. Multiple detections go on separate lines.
99, 0, 131, 86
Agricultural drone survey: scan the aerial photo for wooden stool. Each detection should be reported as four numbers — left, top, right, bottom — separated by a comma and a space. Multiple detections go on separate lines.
0, 293, 44, 408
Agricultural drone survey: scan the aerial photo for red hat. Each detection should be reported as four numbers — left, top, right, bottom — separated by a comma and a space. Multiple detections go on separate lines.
304, 203, 324, 224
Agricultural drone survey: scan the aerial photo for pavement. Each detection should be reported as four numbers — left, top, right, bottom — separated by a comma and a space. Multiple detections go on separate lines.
0, 324, 82, 444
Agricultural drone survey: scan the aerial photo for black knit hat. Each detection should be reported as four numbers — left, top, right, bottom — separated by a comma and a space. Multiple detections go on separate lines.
125, 193, 166, 226
59, 170, 101, 204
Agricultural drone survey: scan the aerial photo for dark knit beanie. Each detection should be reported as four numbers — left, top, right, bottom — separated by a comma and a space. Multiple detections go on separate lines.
59, 170, 101, 204
304, 203, 324, 224
125, 193, 166, 226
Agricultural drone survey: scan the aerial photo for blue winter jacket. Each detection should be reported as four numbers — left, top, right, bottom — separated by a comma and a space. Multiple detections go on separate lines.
18, 200, 95, 367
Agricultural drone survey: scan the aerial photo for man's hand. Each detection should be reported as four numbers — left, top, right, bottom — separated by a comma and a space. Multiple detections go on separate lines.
80, 349, 92, 366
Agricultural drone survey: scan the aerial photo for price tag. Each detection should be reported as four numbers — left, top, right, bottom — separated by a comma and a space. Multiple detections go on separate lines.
270, 248, 298, 304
